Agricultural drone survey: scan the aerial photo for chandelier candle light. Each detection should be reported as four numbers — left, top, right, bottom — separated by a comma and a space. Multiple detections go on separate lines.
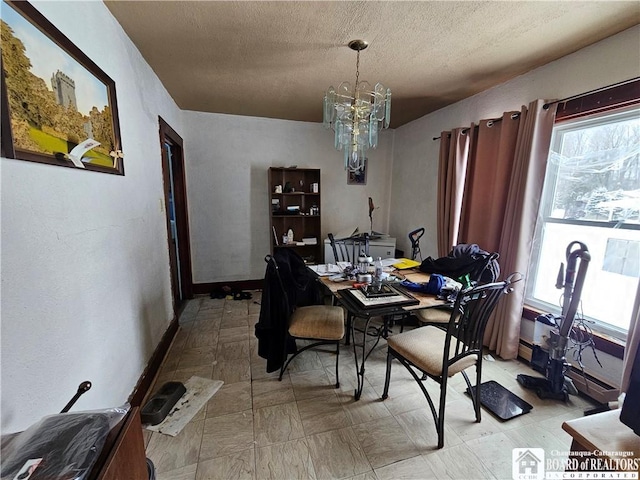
323, 40, 391, 172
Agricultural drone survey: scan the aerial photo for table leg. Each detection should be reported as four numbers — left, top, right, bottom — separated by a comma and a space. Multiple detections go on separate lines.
381, 314, 393, 338
345, 313, 352, 346
351, 316, 365, 400
351, 315, 385, 401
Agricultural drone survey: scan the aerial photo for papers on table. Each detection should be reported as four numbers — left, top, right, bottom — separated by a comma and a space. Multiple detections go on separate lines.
333, 227, 360, 240
308, 262, 350, 276
331, 227, 392, 241
393, 258, 421, 269
380, 258, 399, 267
310, 258, 419, 278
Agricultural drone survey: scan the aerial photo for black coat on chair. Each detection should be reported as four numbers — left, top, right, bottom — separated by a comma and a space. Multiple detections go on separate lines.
255, 249, 322, 372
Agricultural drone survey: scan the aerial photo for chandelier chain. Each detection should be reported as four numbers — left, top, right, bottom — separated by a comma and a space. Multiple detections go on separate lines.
355, 50, 360, 91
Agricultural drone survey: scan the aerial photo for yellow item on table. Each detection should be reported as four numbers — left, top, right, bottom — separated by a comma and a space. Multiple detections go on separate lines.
393, 258, 421, 269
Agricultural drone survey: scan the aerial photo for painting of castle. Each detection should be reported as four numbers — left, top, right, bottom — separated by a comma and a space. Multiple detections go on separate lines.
1, 0, 118, 169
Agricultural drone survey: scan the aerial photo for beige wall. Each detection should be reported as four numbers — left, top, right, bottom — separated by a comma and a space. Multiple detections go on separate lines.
181, 112, 394, 283
1, 1, 182, 432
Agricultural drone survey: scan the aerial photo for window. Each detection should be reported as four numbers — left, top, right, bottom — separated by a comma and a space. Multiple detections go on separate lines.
526, 104, 640, 340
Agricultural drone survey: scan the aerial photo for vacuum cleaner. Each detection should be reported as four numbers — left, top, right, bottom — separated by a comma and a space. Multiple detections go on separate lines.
518, 241, 591, 401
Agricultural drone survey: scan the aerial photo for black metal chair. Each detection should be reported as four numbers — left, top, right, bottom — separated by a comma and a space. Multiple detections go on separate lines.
265, 255, 345, 387
382, 273, 518, 448
415, 251, 500, 326
328, 232, 370, 263
408, 227, 425, 261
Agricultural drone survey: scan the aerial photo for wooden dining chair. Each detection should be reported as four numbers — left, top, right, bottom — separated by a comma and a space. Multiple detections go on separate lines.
382, 274, 518, 448
264, 254, 345, 387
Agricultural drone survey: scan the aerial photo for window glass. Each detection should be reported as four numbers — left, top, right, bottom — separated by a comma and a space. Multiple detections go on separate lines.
526, 106, 640, 339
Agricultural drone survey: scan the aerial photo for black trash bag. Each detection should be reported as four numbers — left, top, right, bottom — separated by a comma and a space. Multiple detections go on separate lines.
1, 405, 127, 480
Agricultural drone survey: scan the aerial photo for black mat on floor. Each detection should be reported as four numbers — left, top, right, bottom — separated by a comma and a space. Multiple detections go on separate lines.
466, 380, 533, 421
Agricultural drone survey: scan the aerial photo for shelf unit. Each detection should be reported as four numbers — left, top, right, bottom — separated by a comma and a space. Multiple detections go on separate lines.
269, 167, 322, 263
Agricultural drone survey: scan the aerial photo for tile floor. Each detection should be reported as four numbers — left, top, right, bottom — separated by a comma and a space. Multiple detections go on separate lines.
143, 293, 596, 480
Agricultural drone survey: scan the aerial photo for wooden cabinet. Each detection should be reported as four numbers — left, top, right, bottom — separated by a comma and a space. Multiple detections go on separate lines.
561, 410, 639, 472
96, 407, 148, 480
269, 167, 322, 263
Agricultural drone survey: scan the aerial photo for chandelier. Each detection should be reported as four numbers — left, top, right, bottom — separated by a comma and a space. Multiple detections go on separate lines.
323, 40, 391, 172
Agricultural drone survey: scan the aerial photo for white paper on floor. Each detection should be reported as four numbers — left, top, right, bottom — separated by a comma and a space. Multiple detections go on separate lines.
145, 376, 223, 437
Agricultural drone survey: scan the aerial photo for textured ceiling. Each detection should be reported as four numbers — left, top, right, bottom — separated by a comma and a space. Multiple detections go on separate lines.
105, 1, 639, 128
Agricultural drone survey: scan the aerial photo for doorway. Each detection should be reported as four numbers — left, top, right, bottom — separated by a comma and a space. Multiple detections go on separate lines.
159, 117, 193, 313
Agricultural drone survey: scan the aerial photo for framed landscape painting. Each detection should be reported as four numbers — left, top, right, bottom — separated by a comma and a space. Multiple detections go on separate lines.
1, 0, 124, 174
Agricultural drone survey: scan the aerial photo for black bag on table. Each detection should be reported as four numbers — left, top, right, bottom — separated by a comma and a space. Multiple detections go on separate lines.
419, 243, 500, 284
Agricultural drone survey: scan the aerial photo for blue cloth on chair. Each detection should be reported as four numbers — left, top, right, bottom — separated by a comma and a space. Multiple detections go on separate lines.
401, 274, 445, 295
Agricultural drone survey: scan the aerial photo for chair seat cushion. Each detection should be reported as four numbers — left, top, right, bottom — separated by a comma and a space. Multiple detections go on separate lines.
387, 326, 477, 377
415, 307, 452, 324
289, 305, 345, 340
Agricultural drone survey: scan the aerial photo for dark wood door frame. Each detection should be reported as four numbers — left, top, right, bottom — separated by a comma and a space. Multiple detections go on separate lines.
159, 117, 193, 306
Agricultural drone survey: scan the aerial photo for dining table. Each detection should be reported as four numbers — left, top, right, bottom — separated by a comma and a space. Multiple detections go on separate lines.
314, 267, 447, 400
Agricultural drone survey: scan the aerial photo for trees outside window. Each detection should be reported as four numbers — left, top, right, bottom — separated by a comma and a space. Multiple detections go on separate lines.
526, 106, 640, 339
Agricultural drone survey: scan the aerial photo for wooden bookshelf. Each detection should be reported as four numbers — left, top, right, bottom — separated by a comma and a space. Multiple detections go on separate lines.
269, 167, 321, 263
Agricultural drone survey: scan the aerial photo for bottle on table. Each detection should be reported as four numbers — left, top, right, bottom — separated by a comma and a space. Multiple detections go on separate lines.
374, 257, 383, 288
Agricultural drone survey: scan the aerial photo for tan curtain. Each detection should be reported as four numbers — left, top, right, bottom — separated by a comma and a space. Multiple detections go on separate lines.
448, 100, 555, 358
621, 281, 640, 393
458, 113, 521, 252
437, 128, 471, 257
484, 99, 557, 358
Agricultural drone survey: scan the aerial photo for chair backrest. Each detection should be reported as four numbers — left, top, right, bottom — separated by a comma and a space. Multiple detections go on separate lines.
328, 233, 346, 263
265, 254, 291, 314
265, 249, 322, 309
408, 227, 425, 261
328, 233, 370, 263
353, 233, 370, 260
443, 273, 520, 372
471, 252, 500, 284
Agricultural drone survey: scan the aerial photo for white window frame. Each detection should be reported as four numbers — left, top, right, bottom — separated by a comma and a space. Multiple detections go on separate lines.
525, 105, 640, 341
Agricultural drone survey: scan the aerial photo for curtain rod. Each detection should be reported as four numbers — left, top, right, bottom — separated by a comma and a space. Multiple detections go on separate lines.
432, 112, 520, 140
433, 77, 638, 141
543, 76, 639, 110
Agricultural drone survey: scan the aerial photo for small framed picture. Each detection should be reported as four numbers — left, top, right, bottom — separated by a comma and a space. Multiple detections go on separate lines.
347, 158, 367, 185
